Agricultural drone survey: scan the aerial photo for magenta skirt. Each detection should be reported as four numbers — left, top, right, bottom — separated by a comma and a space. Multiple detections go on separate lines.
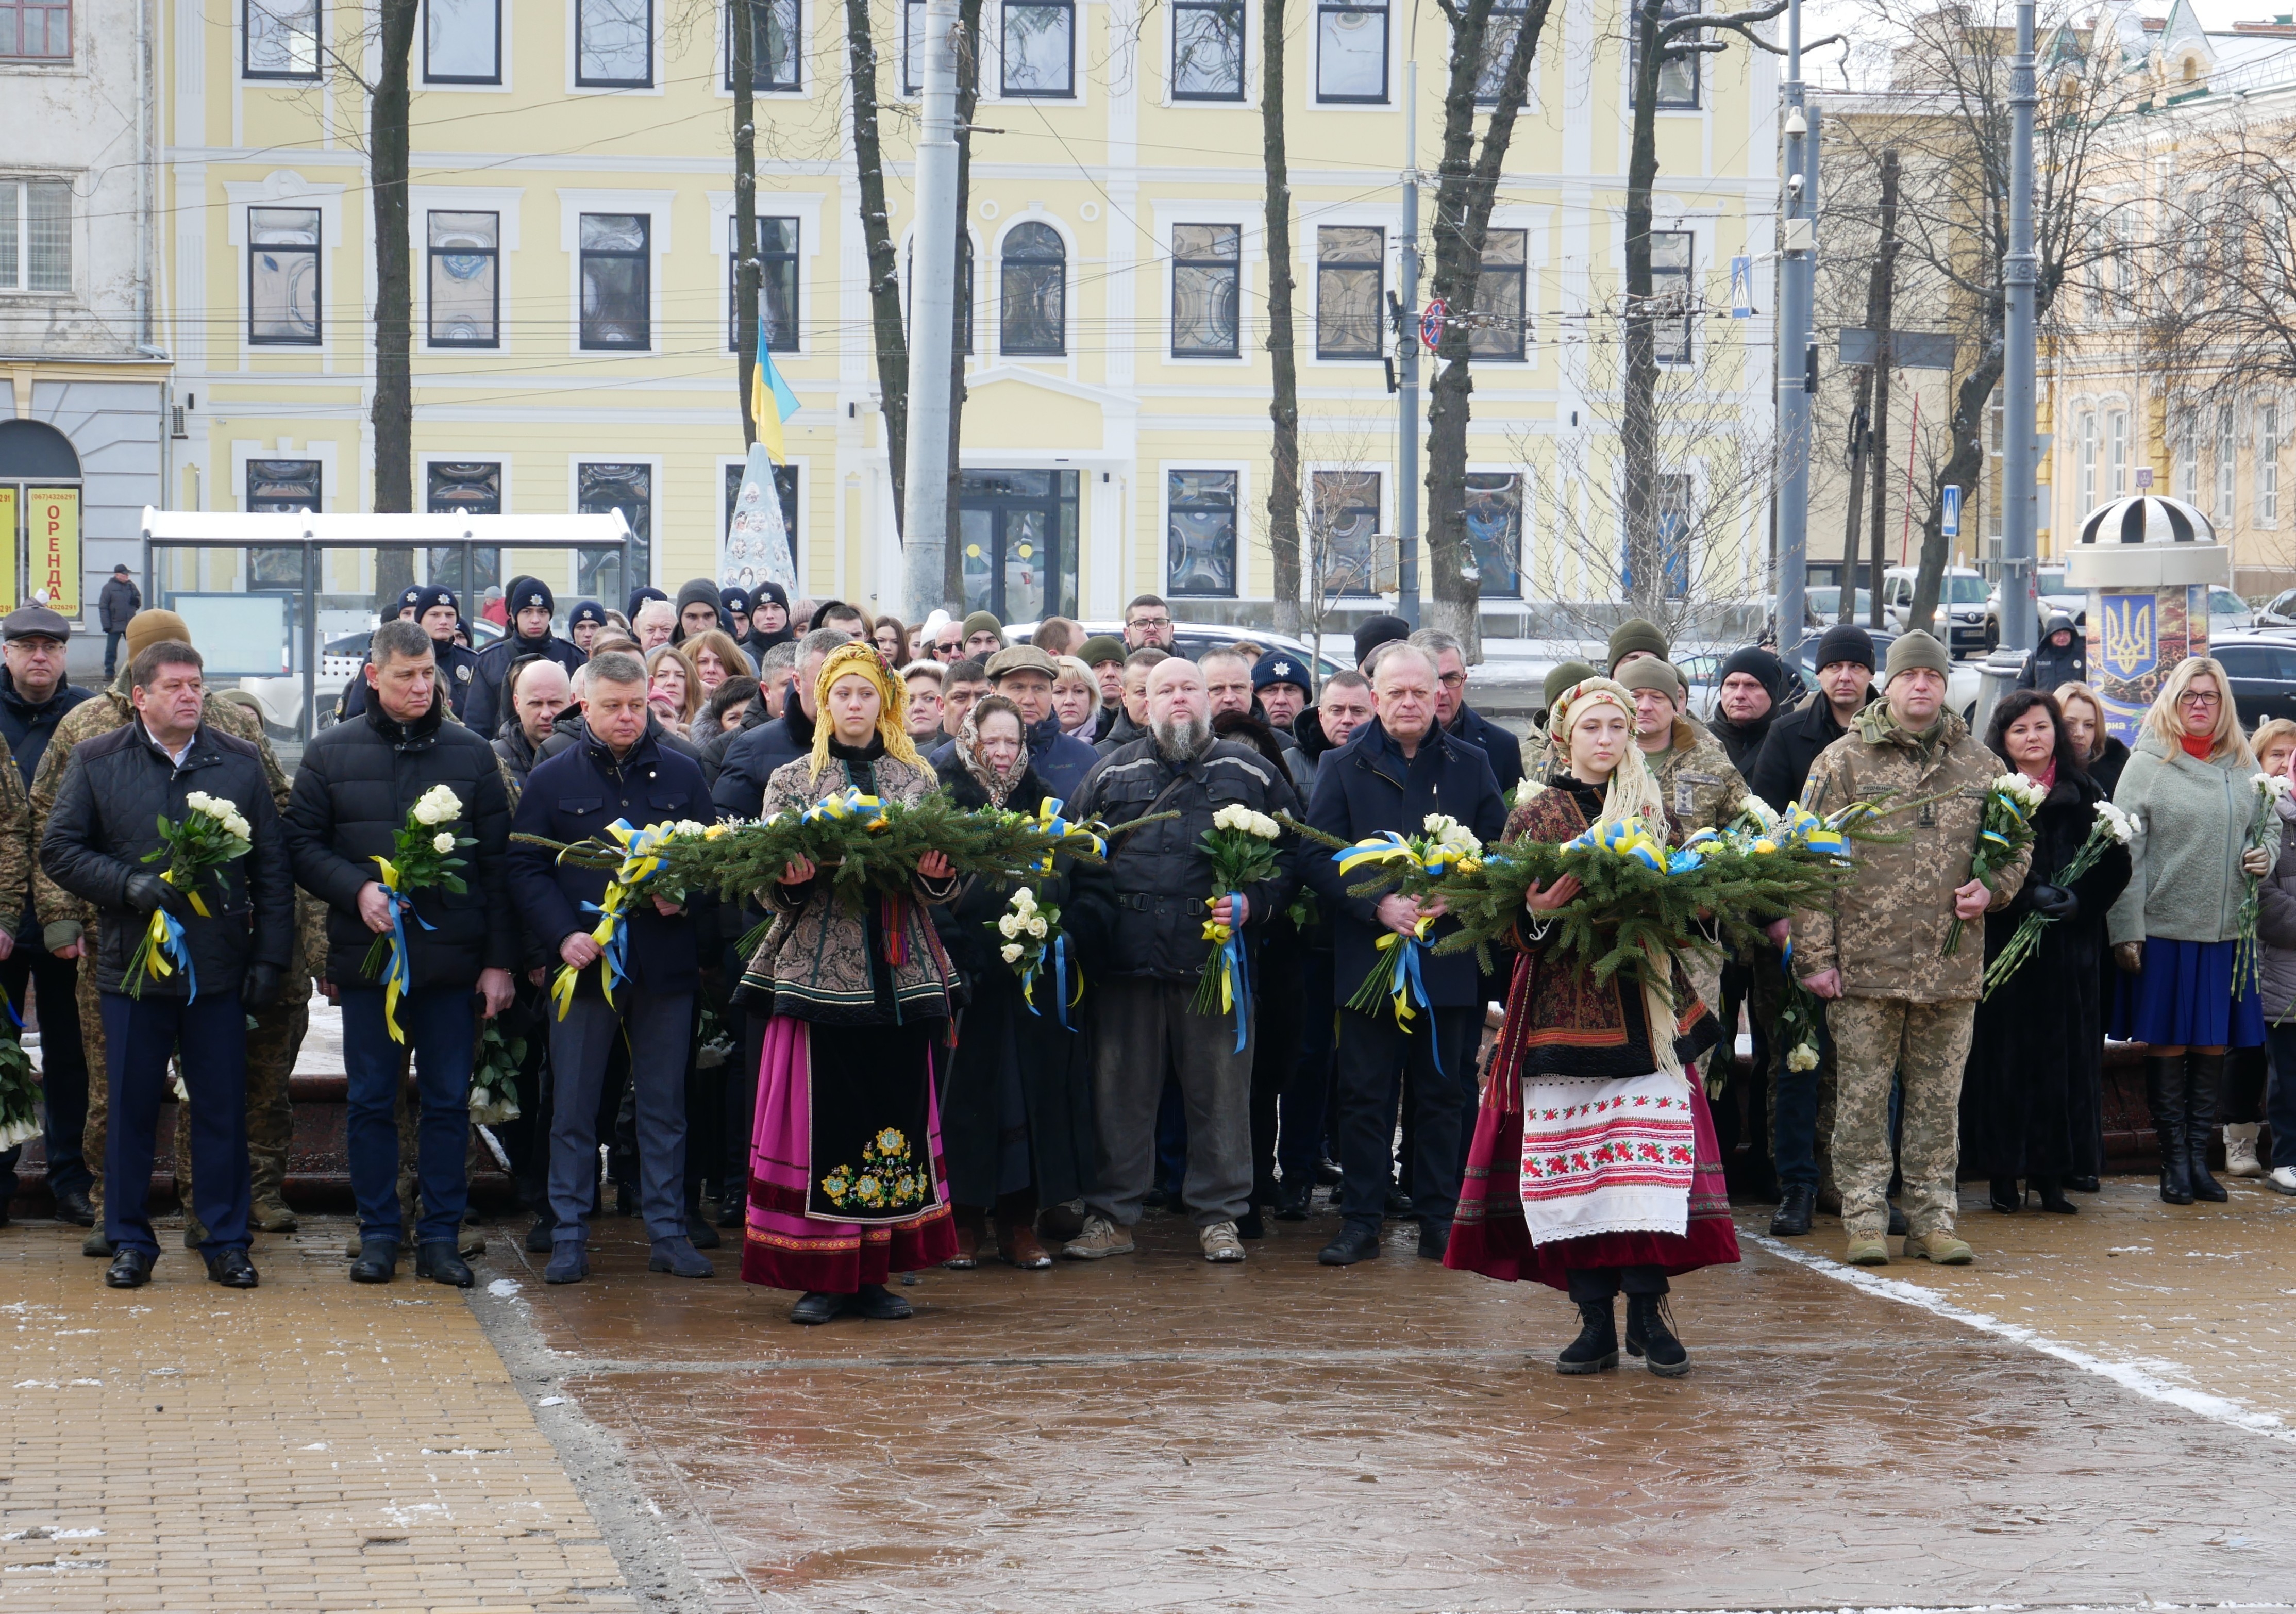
740, 1014, 957, 1293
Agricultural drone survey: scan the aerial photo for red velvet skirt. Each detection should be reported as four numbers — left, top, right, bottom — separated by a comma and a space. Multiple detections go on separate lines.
1444, 1074, 1740, 1290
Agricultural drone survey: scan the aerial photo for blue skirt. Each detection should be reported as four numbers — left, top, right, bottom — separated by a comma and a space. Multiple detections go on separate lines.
2111, 937, 2266, 1049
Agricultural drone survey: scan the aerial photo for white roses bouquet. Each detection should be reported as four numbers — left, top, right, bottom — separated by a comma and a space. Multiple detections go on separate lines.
366, 784, 475, 1040
1942, 772, 2044, 958
120, 790, 256, 999
1981, 797, 2136, 999
2235, 773, 2293, 991
1192, 804, 1284, 1035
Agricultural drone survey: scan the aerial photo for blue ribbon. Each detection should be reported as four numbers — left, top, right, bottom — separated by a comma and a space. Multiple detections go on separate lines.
0, 977, 21, 1030
1389, 937, 1443, 1078
1052, 933, 1072, 1031
1222, 929, 1252, 1053
381, 894, 437, 993
580, 897, 630, 997
156, 909, 196, 1002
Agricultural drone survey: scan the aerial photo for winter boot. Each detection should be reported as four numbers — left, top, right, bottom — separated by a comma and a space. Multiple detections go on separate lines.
1556, 1298, 1619, 1375
2224, 1122, 2266, 1179
1624, 1292, 1690, 1377
2147, 1054, 2193, 1204
2186, 1051, 2230, 1203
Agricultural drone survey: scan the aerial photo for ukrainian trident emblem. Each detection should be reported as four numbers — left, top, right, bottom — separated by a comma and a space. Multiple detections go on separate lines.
2101, 594, 2158, 681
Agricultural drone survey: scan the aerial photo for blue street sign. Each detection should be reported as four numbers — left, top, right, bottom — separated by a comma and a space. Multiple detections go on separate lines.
1940, 485, 1962, 538
1729, 256, 1754, 318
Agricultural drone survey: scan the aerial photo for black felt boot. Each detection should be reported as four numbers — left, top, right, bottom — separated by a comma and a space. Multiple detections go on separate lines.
1555, 1299, 1619, 1375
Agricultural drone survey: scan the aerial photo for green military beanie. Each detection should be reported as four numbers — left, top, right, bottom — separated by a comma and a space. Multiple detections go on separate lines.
1884, 629, 1950, 685
960, 610, 1004, 646
1616, 656, 1683, 699
1541, 659, 1597, 711
1607, 617, 1670, 672
1079, 634, 1126, 667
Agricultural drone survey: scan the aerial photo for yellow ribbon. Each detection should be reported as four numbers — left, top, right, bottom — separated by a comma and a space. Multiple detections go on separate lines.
1372, 914, 1435, 1034
549, 820, 666, 1020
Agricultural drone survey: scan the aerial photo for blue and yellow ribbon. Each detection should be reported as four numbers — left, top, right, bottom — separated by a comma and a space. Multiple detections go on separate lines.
800, 787, 886, 829
549, 820, 673, 1020
130, 869, 210, 1001
1370, 914, 1445, 1073
369, 855, 439, 1043
1201, 901, 1252, 1052
1020, 933, 1085, 1030
1029, 797, 1104, 873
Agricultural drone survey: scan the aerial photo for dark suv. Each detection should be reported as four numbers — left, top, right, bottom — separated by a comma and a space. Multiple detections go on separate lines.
2215, 637, 2296, 725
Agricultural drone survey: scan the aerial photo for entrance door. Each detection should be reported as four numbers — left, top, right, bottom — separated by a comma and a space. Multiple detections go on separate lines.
958, 470, 1078, 621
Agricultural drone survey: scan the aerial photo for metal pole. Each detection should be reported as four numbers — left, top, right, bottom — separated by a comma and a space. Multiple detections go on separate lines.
901, 0, 962, 621
1396, 58, 1421, 628
2001, 0, 2038, 655
1774, 0, 1810, 648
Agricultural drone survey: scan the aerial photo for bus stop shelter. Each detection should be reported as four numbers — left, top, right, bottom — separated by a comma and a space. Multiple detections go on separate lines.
137, 508, 631, 744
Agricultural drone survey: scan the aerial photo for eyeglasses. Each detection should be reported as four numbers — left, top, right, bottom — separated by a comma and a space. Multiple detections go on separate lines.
2178, 690, 2221, 706
1437, 671, 1467, 688
1127, 615, 1172, 630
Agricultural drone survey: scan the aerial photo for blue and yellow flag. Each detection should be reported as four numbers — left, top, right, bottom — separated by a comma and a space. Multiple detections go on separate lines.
750, 324, 801, 464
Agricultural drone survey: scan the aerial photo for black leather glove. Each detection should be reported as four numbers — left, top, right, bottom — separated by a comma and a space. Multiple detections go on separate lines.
2029, 882, 2078, 922
123, 873, 192, 918
242, 962, 284, 1011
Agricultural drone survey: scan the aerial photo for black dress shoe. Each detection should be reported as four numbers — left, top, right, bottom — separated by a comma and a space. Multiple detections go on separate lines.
52, 1186, 96, 1227
349, 1239, 399, 1284
2067, 1175, 2102, 1194
1315, 1157, 1344, 1185
716, 1198, 744, 1228
1767, 1185, 1815, 1237
1887, 1202, 1908, 1237
205, 1248, 259, 1289
852, 1282, 913, 1320
1989, 1176, 2022, 1215
1383, 1184, 1414, 1218
789, 1290, 846, 1325
2031, 1175, 2079, 1215
1417, 1222, 1452, 1259
415, 1241, 475, 1287
1235, 1209, 1265, 1240
104, 1247, 153, 1288
686, 1212, 722, 1251
1318, 1223, 1382, 1266
1273, 1180, 1312, 1221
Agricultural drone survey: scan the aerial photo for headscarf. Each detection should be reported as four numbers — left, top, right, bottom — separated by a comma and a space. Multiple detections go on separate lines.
1546, 676, 1666, 829
954, 693, 1031, 808
807, 640, 929, 780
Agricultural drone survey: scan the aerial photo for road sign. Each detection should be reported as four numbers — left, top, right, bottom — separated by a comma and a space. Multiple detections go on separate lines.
1941, 485, 1963, 538
2136, 467, 2154, 489
1729, 255, 1753, 318
1420, 300, 1446, 351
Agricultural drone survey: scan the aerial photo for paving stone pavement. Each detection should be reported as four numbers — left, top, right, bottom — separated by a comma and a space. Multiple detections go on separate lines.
0, 1222, 634, 1612
12, 1179, 2296, 1612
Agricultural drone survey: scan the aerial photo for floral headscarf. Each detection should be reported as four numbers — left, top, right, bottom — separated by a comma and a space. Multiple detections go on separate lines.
1545, 675, 1668, 830
955, 694, 1031, 808
807, 640, 929, 780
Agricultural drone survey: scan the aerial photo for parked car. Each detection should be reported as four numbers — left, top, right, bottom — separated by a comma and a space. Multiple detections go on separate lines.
1007, 619, 1350, 684
2211, 631, 2296, 724
237, 617, 505, 737
1882, 567, 1991, 657
2257, 588, 2296, 629
2210, 586, 2255, 631
1984, 565, 2085, 649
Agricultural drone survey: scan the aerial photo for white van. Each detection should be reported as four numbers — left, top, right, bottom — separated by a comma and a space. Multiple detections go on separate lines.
1882, 567, 1990, 657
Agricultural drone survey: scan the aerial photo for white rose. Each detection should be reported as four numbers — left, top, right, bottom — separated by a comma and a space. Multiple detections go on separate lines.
1212, 804, 1239, 833
1027, 916, 1048, 938
1001, 942, 1025, 964
432, 831, 456, 855
1250, 812, 1280, 839
1423, 813, 1458, 838
998, 914, 1020, 938
1013, 887, 1037, 912
1786, 1043, 1819, 1072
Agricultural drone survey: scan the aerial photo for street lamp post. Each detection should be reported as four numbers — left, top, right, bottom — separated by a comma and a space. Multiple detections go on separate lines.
1775, 0, 1812, 646
2001, 0, 2039, 655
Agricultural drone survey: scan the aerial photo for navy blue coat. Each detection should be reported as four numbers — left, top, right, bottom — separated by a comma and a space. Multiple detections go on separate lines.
713, 701, 815, 819
465, 630, 586, 742
1303, 720, 1506, 1011
1447, 703, 1523, 799
506, 722, 713, 994
929, 712, 1099, 804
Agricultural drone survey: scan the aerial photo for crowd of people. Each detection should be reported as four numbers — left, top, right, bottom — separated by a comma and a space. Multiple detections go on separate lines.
3, 576, 2287, 1379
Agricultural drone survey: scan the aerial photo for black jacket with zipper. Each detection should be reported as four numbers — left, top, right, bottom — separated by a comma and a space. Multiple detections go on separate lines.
41, 721, 294, 997
284, 691, 517, 991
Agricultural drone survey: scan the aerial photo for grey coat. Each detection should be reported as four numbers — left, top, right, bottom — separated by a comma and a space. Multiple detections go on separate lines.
2255, 793, 2296, 1022
2106, 733, 2264, 948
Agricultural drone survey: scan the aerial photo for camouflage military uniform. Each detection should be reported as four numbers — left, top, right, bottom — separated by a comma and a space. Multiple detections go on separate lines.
1796, 704, 2030, 1242
0, 731, 35, 1190
1647, 716, 1747, 1086
31, 676, 310, 1236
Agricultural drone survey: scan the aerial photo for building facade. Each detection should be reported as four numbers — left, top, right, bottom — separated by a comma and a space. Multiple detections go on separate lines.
1, 0, 170, 625
157, 0, 1780, 626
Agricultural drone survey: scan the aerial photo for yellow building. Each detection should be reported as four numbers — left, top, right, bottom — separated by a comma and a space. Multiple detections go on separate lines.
160, 0, 1781, 626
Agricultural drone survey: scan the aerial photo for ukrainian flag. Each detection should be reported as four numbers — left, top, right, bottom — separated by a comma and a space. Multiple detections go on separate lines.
750, 324, 800, 464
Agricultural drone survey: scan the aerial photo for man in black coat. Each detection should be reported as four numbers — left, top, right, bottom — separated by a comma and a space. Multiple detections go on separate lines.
97, 564, 140, 680
711, 626, 843, 818
1411, 627, 1523, 799
1748, 624, 1876, 812
1711, 645, 1789, 772
465, 577, 586, 740
1305, 643, 1506, 1266
1062, 657, 1301, 1263
0, 606, 94, 1223
285, 620, 518, 1288
2016, 610, 2086, 691
507, 650, 715, 1287
42, 640, 293, 1291
491, 656, 575, 791
340, 585, 483, 724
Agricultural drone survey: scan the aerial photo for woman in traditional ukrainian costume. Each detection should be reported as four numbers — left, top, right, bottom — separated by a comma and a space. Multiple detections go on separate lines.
1444, 676, 1740, 1376
738, 641, 962, 1324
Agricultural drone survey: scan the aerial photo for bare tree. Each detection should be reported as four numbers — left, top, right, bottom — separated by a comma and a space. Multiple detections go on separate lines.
1263, 0, 1303, 636
847, 0, 910, 534
1420, 0, 1556, 658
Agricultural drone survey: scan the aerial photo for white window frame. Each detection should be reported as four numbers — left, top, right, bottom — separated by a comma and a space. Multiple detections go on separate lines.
570, 0, 658, 92
2218, 402, 2238, 525
1162, 461, 1251, 599
722, 0, 804, 95
1150, 199, 1258, 367
1312, 0, 1389, 105
242, 0, 320, 82
1169, 0, 1246, 104
2176, 404, 2199, 508
423, 0, 507, 88
711, 189, 823, 357
2106, 407, 2127, 500
418, 452, 513, 515
558, 190, 674, 357
412, 185, 523, 354
0, 175, 72, 295
1305, 461, 1388, 595
568, 454, 665, 591
223, 175, 346, 369
2078, 410, 2097, 512
2262, 401, 2282, 528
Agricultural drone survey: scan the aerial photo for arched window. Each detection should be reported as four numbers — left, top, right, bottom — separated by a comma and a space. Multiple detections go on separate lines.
1000, 222, 1066, 356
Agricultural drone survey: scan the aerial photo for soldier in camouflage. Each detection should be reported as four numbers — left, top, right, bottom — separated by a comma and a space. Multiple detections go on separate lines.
1793, 630, 2030, 1268
30, 610, 313, 1255
1619, 657, 1747, 1094
0, 729, 33, 1222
